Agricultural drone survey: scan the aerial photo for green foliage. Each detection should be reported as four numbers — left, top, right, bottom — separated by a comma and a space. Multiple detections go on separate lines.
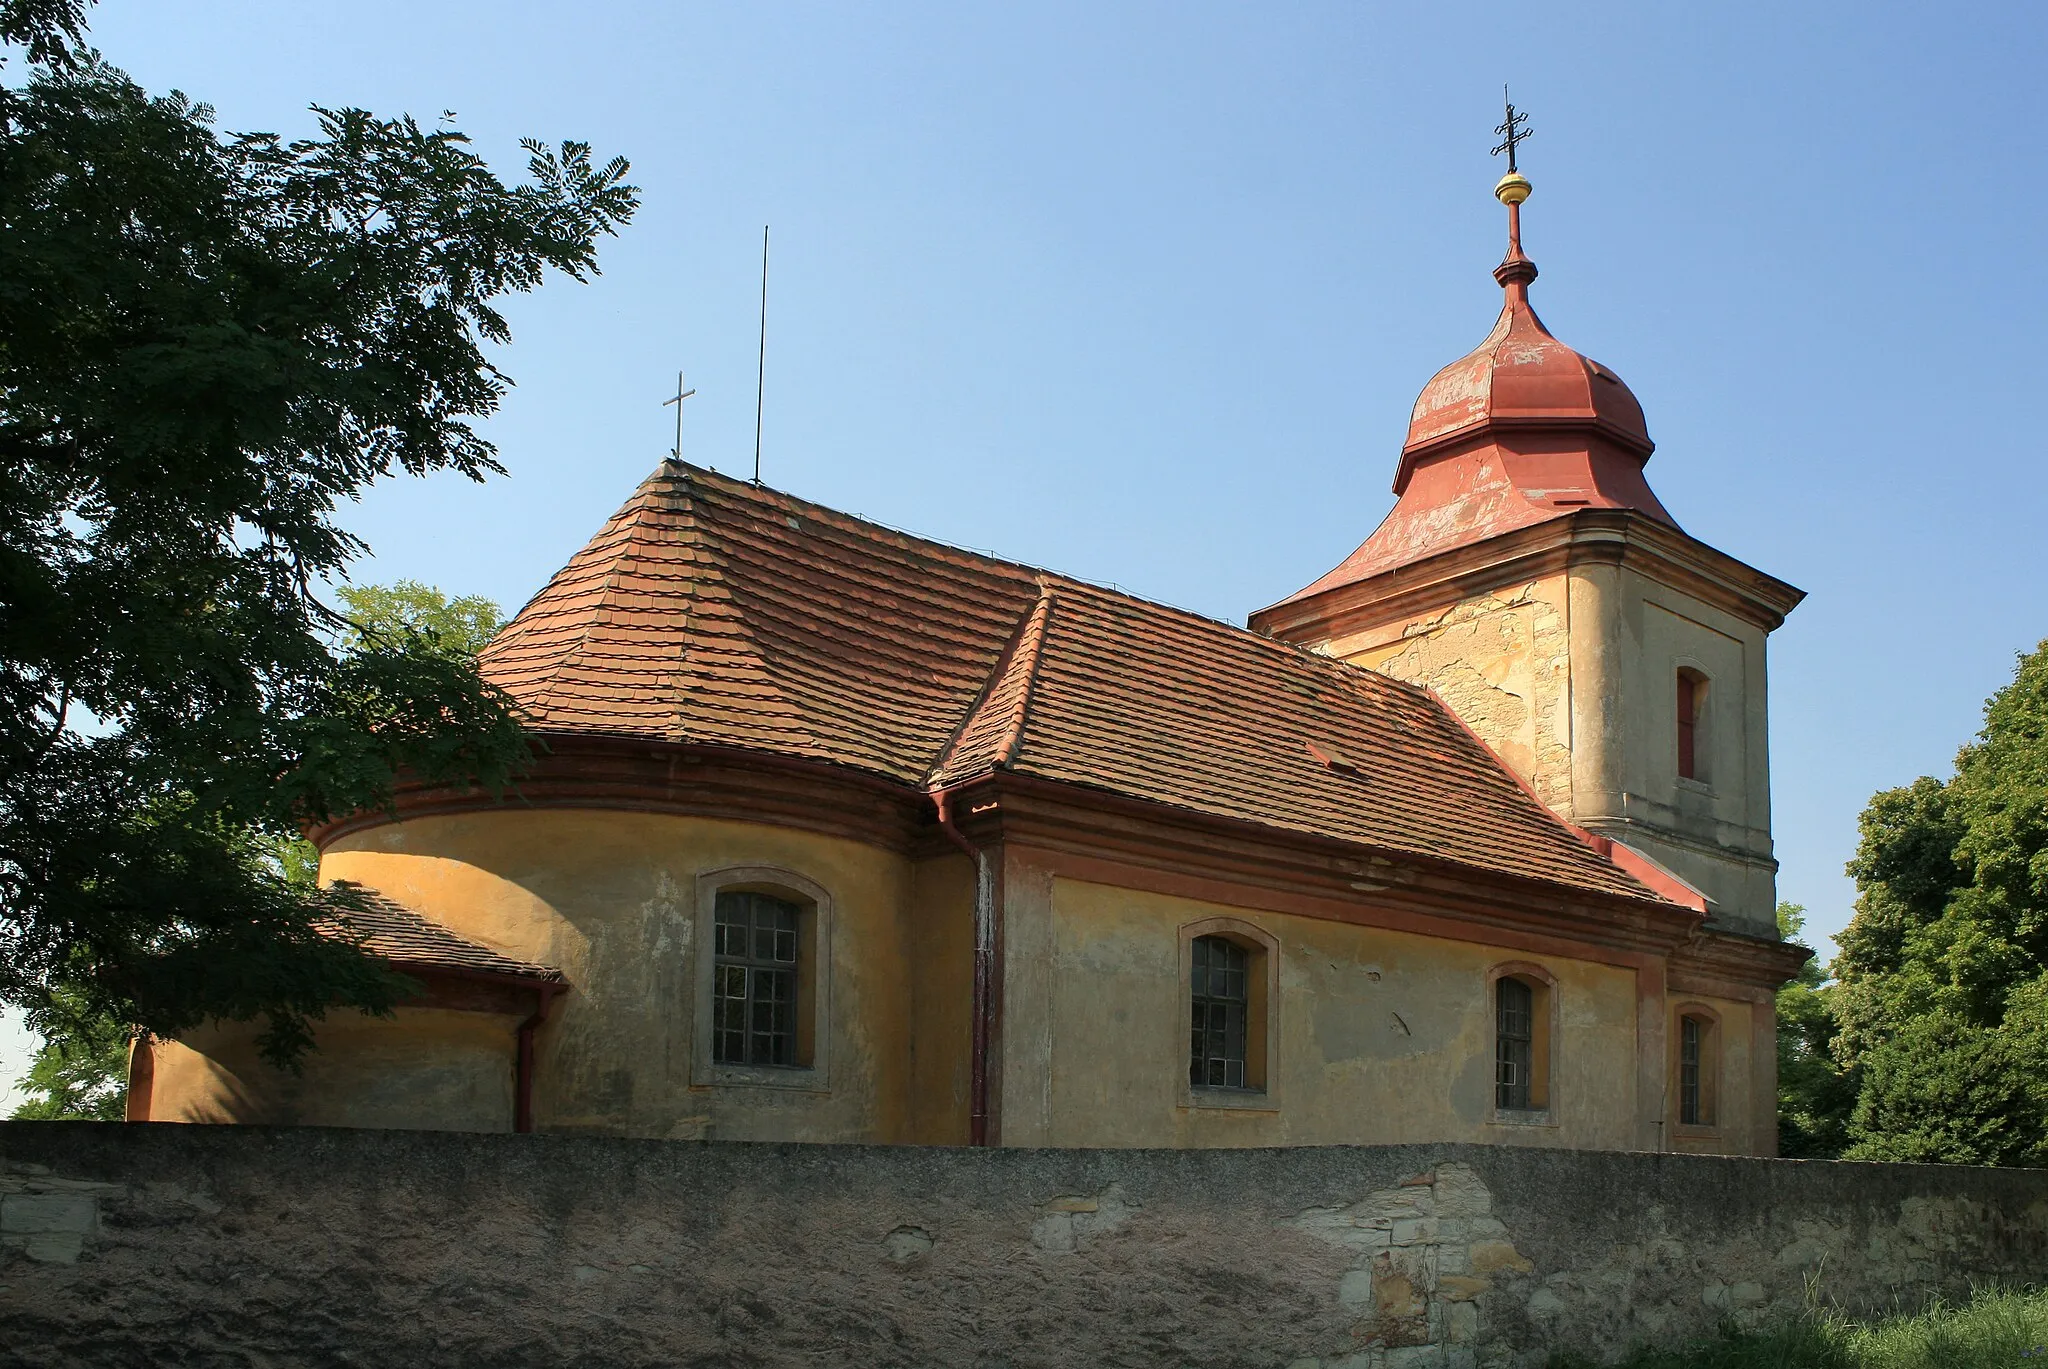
0, 3, 635, 1067
274, 581, 502, 892
1774, 903, 1855, 1159
1547, 1286, 2048, 1369
1830, 639, 2048, 1167
9, 988, 126, 1120
336, 580, 503, 659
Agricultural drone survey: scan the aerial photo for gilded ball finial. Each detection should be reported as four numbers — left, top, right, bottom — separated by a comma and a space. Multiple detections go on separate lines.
1494, 171, 1531, 205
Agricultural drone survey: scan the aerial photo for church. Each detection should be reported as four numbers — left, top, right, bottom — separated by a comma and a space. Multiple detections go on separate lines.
133, 160, 1809, 1155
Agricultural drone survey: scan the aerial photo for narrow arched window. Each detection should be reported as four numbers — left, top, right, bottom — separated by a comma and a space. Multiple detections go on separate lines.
713, 890, 801, 1067
1676, 669, 1708, 782
1495, 976, 1535, 1110
1190, 935, 1250, 1090
1675, 1010, 1719, 1128
1679, 1015, 1703, 1123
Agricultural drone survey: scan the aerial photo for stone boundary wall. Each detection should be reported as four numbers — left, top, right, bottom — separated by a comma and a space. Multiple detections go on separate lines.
2, 1123, 2045, 1368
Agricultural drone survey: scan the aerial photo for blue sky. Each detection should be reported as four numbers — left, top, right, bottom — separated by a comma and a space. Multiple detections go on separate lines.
6, 1, 2046, 1100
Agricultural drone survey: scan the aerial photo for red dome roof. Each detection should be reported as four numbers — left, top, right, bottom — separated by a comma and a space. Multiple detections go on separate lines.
1402, 299, 1649, 477
1263, 198, 1680, 609
1395, 248, 1652, 494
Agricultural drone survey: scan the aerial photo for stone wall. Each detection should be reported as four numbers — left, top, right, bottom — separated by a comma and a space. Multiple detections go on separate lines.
3, 1123, 2044, 1368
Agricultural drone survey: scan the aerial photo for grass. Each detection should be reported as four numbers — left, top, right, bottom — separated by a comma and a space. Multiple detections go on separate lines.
1548, 1287, 2048, 1369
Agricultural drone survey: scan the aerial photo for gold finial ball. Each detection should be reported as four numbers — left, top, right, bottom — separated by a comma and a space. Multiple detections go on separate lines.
1494, 171, 1532, 205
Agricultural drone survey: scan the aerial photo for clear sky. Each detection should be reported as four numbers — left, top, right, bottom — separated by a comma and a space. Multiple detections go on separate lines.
7, 1, 2046, 1098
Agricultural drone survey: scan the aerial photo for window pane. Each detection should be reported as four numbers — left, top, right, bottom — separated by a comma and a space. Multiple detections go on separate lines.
712, 890, 805, 1067
1190, 935, 1253, 1092
1496, 978, 1535, 1110
1680, 1016, 1702, 1125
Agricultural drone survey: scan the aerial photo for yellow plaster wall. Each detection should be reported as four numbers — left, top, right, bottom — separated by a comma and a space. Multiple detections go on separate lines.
310, 810, 922, 1143
1320, 577, 1577, 818
907, 853, 975, 1144
1312, 563, 1781, 938
1033, 877, 1644, 1150
1665, 994, 1759, 1156
1602, 567, 1780, 937
148, 1008, 519, 1132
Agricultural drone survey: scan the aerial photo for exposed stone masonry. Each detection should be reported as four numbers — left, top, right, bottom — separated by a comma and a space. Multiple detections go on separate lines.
3, 1124, 2044, 1368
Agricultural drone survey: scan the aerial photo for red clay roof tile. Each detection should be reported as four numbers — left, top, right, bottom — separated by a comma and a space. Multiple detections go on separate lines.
478, 462, 1664, 905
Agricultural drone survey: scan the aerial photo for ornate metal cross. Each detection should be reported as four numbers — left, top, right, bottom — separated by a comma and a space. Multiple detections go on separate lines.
1491, 88, 1532, 172
663, 370, 698, 462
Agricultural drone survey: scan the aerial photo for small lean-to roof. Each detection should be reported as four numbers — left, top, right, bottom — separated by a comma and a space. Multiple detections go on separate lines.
479, 461, 1665, 905
324, 890, 564, 983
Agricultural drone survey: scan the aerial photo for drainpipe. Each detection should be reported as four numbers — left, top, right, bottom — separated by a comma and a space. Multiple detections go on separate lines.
514, 981, 562, 1134
933, 785, 997, 1147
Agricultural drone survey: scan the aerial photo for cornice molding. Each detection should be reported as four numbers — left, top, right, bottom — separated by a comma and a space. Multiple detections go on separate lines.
309, 733, 929, 853
1251, 508, 1805, 646
952, 771, 1707, 965
1394, 418, 1654, 493
1667, 927, 1812, 1000
315, 735, 1798, 992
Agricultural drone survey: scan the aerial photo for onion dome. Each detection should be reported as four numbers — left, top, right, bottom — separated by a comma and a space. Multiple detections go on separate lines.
1395, 181, 1652, 493
1269, 170, 1679, 605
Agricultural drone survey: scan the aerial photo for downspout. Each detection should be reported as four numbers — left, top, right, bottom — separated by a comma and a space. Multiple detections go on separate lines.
514, 981, 562, 1135
934, 785, 997, 1147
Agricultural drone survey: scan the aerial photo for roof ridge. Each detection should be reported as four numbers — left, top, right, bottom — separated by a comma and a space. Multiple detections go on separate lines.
480, 466, 708, 724
676, 463, 1457, 716
993, 586, 1054, 767
674, 476, 824, 754
682, 462, 1268, 636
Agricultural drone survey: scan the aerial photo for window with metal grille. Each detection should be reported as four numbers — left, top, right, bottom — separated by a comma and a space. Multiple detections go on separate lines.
1496, 976, 1535, 1110
1189, 935, 1250, 1090
712, 891, 800, 1067
1679, 1015, 1704, 1125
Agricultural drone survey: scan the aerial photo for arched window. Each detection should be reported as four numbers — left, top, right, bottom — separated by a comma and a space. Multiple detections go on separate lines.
1672, 1005, 1721, 1129
1488, 963, 1555, 1119
693, 867, 833, 1090
1179, 918, 1279, 1109
1676, 668, 1709, 783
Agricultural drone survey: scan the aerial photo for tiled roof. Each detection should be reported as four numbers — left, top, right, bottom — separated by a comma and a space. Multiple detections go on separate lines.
479, 461, 1664, 905
323, 889, 564, 982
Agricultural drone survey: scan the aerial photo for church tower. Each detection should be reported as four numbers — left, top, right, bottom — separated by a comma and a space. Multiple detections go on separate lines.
1249, 143, 1802, 940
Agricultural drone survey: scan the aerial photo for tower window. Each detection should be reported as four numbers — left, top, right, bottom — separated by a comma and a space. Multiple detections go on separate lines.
1190, 935, 1251, 1089
713, 890, 801, 1067
1676, 669, 1708, 782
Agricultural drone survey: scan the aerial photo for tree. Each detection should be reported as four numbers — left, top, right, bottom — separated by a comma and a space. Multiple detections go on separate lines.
1828, 639, 2048, 1166
335, 580, 503, 659
0, 0, 635, 1070
1773, 902, 1854, 1158
9, 579, 507, 1118
8, 988, 126, 1120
